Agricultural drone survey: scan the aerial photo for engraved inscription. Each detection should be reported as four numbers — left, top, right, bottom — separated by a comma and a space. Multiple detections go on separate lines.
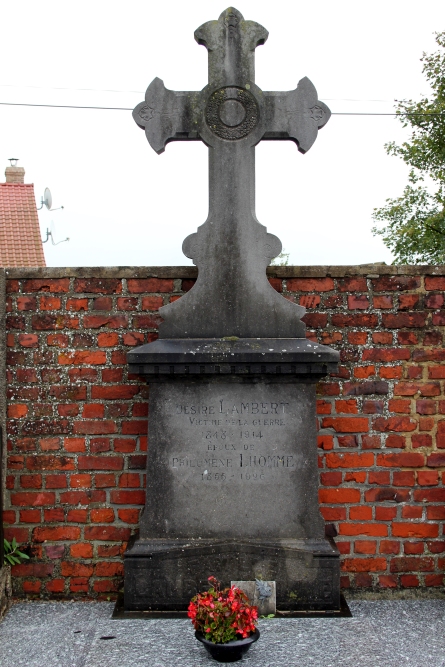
176, 401, 288, 415
145, 382, 322, 538
205, 87, 259, 140
169, 398, 297, 484
172, 457, 232, 468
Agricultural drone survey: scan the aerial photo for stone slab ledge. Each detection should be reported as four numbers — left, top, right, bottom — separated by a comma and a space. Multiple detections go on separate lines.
4, 263, 445, 280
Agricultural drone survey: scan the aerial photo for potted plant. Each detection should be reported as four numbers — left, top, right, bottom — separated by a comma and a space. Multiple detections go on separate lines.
188, 576, 260, 663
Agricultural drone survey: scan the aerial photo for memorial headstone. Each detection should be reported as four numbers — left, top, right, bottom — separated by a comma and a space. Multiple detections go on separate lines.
125, 7, 341, 612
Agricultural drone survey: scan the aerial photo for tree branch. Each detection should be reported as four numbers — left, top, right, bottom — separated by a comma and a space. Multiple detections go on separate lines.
424, 222, 445, 237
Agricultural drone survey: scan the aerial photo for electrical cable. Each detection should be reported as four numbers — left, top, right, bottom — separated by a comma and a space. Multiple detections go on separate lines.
0, 84, 145, 94
0, 85, 431, 105
333, 112, 444, 116
0, 85, 400, 104
0, 102, 131, 110
0, 101, 443, 116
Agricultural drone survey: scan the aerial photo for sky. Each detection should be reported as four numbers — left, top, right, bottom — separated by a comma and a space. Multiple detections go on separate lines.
0, 0, 443, 268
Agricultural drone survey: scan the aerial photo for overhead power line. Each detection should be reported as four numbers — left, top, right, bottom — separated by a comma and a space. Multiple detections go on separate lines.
0, 102, 132, 110
333, 112, 444, 116
0, 101, 443, 116
0, 84, 398, 102
0, 83, 144, 94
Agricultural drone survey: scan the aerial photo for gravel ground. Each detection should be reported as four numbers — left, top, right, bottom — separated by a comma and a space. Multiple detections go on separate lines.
0, 599, 444, 667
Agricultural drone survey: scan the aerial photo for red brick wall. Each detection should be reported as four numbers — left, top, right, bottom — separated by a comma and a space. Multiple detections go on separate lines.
2, 266, 445, 597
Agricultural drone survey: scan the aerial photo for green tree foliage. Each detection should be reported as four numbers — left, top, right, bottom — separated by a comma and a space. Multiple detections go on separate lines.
270, 248, 290, 266
372, 32, 445, 264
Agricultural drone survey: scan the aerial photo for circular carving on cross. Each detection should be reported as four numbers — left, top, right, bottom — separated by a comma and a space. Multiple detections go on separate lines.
219, 99, 246, 127
205, 87, 259, 140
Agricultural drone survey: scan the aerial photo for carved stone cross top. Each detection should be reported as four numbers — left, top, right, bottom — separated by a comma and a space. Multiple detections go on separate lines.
133, 7, 331, 339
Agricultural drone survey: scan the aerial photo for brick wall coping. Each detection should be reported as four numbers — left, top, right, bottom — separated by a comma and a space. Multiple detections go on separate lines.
4, 264, 445, 280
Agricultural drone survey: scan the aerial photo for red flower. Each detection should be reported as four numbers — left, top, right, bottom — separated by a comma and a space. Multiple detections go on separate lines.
189, 577, 258, 645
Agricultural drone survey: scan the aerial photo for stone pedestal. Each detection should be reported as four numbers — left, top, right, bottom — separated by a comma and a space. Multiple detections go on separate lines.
124, 338, 340, 612
125, 538, 339, 611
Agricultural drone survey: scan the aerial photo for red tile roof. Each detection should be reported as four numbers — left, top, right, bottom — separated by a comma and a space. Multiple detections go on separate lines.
0, 183, 46, 267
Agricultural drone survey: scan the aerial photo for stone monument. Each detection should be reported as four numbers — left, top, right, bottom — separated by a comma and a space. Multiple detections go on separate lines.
124, 7, 340, 612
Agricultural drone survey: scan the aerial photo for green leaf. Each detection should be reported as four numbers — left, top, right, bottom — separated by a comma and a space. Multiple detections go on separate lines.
372, 31, 445, 263
3, 537, 31, 565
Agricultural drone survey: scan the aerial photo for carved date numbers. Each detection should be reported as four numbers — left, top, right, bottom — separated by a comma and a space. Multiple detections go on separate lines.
201, 471, 265, 482
201, 472, 226, 481
202, 430, 228, 439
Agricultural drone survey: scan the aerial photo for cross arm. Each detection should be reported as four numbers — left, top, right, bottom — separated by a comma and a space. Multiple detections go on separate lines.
262, 77, 331, 153
133, 77, 202, 154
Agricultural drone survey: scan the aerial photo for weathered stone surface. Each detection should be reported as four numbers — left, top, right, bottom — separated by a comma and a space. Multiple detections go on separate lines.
133, 7, 330, 339
125, 7, 340, 612
124, 377, 340, 610
125, 538, 339, 611
6, 264, 445, 280
141, 380, 324, 539
127, 337, 339, 377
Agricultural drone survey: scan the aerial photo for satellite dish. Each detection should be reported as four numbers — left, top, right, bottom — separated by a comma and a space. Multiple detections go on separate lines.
42, 218, 69, 246
37, 186, 63, 211
43, 188, 52, 210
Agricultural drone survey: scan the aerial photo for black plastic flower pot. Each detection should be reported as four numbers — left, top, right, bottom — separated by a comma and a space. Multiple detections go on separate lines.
195, 629, 260, 662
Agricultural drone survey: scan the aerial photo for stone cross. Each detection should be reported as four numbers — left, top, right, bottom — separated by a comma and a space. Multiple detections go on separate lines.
133, 7, 330, 339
